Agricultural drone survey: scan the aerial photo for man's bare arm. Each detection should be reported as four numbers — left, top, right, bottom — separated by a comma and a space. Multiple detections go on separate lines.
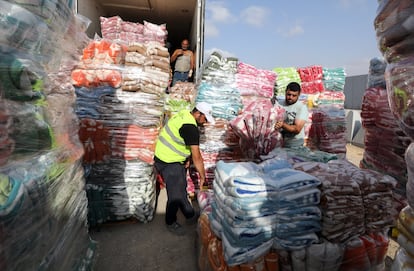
190, 145, 206, 188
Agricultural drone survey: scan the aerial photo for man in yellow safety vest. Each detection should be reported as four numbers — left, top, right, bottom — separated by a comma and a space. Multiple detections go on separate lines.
154, 102, 215, 235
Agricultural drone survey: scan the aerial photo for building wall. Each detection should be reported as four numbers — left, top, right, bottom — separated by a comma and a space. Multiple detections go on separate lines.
343, 74, 368, 146
77, 0, 105, 38
344, 74, 368, 110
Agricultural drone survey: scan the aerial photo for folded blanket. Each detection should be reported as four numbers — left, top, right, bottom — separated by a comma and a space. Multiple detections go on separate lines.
221, 231, 273, 266
273, 232, 319, 250
217, 180, 319, 214
216, 160, 320, 192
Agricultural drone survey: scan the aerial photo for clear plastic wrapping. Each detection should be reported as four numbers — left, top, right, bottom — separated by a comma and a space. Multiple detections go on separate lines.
0, 1, 95, 270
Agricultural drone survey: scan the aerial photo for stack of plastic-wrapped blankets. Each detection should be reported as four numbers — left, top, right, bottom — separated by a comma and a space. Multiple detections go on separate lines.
72, 17, 170, 226
0, 0, 96, 270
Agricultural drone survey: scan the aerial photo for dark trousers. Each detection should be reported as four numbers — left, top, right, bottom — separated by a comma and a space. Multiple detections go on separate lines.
154, 159, 194, 225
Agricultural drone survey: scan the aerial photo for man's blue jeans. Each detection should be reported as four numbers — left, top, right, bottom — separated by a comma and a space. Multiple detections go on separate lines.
172, 71, 189, 86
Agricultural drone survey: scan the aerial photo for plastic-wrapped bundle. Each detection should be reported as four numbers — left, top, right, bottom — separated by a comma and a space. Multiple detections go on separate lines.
315, 90, 345, 106
143, 20, 168, 45
202, 51, 238, 74
71, 39, 128, 89
0, 99, 13, 167
0, 1, 49, 58
290, 240, 344, 271
78, 118, 111, 163
339, 233, 389, 271
0, 48, 46, 102
396, 206, 414, 258
6, 101, 53, 155
229, 99, 285, 159
375, 0, 414, 63
297, 65, 325, 94
100, 16, 123, 40
405, 143, 414, 208
294, 160, 398, 243
360, 87, 410, 193
322, 67, 346, 92
197, 217, 282, 271
273, 67, 302, 96
80, 39, 127, 67
0, 2, 96, 270
392, 247, 414, 271
367, 57, 387, 88
7, 0, 74, 33
385, 57, 414, 138
85, 158, 157, 225
0, 49, 55, 158
110, 124, 160, 164
294, 161, 366, 243
0, 154, 94, 271
210, 159, 321, 265
196, 81, 243, 121
101, 16, 164, 44
75, 86, 116, 119
124, 42, 170, 69
261, 146, 338, 164
108, 88, 165, 127
165, 82, 196, 115
308, 106, 347, 155
236, 62, 277, 98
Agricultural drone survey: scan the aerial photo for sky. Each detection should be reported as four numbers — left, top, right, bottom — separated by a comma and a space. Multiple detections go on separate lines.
203, 0, 382, 76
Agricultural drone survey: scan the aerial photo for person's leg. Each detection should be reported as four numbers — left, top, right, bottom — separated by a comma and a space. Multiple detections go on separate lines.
171, 72, 179, 87
181, 72, 189, 82
162, 163, 194, 224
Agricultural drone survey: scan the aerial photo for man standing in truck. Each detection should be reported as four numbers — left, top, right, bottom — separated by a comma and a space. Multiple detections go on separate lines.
170, 39, 195, 86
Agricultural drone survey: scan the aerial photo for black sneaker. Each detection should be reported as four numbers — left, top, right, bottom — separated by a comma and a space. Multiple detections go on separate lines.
166, 222, 186, 236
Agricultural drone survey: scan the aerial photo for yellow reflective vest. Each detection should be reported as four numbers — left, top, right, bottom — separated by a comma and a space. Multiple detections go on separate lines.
154, 110, 197, 163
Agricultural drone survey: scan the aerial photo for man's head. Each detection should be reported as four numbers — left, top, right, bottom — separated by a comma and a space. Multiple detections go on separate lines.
181, 39, 189, 51
192, 102, 215, 126
285, 82, 301, 105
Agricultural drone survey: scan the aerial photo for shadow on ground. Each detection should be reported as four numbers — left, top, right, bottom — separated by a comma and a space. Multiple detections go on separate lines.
89, 188, 199, 271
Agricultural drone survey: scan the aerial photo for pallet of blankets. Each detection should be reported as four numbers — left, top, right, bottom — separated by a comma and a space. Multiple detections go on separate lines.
196, 156, 398, 270
71, 35, 169, 227
195, 51, 246, 189
391, 143, 414, 270
374, 1, 414, 269
0, 1, 97, 270
360, 56, 411, 201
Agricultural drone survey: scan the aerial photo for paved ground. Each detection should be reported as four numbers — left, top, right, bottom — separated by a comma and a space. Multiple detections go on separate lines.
89, 144, 397, 271
89, 188, 199, 271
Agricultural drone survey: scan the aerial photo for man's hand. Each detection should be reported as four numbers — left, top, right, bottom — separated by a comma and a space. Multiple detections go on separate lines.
275, 121, 284, 130
184, 159, 190, 168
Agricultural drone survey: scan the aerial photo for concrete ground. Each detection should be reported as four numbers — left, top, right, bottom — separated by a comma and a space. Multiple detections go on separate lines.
89, 144, 397, 271
89, 188, 199, 271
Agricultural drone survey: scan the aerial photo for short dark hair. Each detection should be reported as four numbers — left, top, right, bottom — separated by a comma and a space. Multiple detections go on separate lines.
286, 82, 301, 92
